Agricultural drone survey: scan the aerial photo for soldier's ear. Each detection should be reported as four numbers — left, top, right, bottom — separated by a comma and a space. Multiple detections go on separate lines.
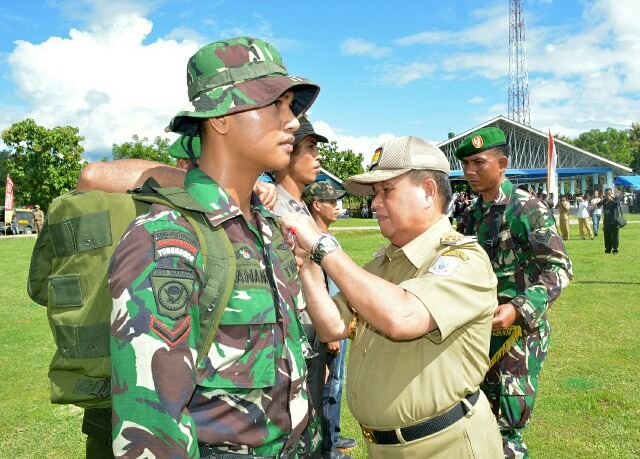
207, 116, 230, 135
498, 154, 508, 171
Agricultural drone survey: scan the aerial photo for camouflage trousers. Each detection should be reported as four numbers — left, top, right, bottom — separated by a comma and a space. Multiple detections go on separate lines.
481, 322, 550, 459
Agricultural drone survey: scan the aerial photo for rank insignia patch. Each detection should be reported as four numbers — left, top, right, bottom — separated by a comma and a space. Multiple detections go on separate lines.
150, 315, 190, 346
150, 267, 195, 319
534, 228, 553, 244
428, 256, 461, 276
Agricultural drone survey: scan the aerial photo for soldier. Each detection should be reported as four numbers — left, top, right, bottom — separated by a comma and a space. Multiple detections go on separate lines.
283, 136, 503, 458
455, 127, 573, 459
108, 36, 320, 458
301, 181, 356, 459
270, 115, 331, 459
33, 205, 44, 233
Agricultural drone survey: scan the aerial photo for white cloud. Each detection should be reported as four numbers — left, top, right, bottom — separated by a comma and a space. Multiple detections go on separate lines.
7, 13, 198, 160
313, 120, 395, 168
340, 38, 391, 58
468, 96, 484, 104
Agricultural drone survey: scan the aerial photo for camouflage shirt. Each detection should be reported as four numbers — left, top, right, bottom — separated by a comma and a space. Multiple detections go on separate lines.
109, 168, 313, 458
462, 179, 573, 329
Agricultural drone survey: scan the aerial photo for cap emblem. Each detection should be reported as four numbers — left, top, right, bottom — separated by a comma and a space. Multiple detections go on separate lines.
368, 147, 382, 171
472, 135, 483, 149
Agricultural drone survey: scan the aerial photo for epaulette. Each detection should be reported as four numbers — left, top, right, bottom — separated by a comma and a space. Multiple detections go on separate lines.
440, 233, 477, 247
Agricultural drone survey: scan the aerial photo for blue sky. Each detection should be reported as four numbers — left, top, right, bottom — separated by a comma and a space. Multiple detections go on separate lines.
1, 0, 638, 162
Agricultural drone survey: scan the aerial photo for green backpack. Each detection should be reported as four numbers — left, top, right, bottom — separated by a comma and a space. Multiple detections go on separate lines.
27, 179, 236, 409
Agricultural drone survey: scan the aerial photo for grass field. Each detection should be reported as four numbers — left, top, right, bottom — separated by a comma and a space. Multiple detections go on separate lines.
1, 216, 639, 458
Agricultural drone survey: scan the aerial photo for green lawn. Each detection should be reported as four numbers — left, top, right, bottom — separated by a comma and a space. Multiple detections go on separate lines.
1, 216, 639, 458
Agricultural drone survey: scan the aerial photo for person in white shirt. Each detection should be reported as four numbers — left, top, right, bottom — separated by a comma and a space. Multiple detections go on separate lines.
576, 193, 594, 240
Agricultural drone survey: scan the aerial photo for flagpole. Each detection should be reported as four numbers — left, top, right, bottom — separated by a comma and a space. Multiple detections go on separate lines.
547, 131, 558, 207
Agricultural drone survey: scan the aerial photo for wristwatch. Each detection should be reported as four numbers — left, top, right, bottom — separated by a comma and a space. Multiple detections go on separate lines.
310, 233, 341, 265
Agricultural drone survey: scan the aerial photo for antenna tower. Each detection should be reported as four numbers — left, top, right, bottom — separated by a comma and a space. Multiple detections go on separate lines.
508, 0, 530, 125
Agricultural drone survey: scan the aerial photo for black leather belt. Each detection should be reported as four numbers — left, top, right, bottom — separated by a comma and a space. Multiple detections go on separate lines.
361, 390, 481, 445
199, 438, 299, 459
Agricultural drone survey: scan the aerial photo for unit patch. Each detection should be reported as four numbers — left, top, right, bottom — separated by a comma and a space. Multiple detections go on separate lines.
442, 249, 469, 261
150, 267, 195, 318
154, 230, 199, 264
428, 256, 461, 276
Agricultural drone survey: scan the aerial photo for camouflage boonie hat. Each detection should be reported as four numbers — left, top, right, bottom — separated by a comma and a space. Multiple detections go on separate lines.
168, 135, 201, 159
169, 36, 320, 135
455, 127, 507, 160
302, 180, 346, 204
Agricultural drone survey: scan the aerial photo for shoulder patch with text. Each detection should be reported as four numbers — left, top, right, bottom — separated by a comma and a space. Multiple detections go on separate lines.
153, 230, 199, 264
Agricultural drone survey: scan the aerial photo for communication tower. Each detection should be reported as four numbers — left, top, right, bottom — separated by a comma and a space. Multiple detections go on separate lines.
508, 0, 531, 125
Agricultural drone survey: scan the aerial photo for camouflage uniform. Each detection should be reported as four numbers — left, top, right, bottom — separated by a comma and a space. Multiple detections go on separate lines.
109, 168, 318, 458
462, 178, 573, 458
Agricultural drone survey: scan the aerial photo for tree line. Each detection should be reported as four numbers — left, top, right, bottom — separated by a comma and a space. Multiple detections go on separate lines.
1, 118, 638, 211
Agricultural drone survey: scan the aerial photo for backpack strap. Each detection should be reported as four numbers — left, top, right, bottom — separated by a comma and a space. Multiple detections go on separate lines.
132, 180, 236, 365
484, 204, 507, 263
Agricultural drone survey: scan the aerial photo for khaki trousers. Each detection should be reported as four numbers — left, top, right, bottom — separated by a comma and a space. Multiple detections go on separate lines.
363, 391, 502, 459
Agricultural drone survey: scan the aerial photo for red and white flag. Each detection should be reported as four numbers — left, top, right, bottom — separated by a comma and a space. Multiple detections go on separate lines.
547, 131, 558, 207
4, 175, 14, 210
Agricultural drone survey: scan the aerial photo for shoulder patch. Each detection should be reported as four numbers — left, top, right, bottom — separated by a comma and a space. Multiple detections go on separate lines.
154, 230, 199, 264
428, 256, 461, 276
441, 233, 477, 247
442, 249, 469, 261
150, 267, 195, 319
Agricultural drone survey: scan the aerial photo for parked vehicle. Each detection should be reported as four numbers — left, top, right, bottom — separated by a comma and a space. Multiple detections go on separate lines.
1, 207, 35, 234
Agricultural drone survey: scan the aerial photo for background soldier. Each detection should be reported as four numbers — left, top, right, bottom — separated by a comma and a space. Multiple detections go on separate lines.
456, 127, 573, 459
108, 36, 321, 458
283, 136, 502, 459
271, 115, 330, 459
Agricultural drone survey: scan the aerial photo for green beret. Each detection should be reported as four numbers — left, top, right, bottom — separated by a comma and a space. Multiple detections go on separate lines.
168, 135, 201, 159
455, 127, 506, 160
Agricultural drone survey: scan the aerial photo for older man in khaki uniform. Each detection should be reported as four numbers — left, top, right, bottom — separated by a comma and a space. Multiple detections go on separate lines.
283, 136, 502, 458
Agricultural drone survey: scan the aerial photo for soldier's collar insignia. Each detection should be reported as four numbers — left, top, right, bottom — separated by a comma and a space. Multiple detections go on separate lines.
373, 245, 386, 258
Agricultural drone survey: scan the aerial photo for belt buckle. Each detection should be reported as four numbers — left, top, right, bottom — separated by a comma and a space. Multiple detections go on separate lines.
361, 427, 377, 444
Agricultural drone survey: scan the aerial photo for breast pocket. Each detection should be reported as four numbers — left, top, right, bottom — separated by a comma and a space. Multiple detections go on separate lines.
200, 285, 277, 389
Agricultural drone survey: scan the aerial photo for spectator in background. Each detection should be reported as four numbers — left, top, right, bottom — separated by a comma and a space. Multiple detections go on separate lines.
33, 205, 44, 233
590, 190, 603, 236
599, 188, 621, 254
556, 195, 571, 241
11, 213, 19, 235
576, 193, 594, 240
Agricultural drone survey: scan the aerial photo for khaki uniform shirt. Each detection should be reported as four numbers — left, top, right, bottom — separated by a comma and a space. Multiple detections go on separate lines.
334, 217, 497, 429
